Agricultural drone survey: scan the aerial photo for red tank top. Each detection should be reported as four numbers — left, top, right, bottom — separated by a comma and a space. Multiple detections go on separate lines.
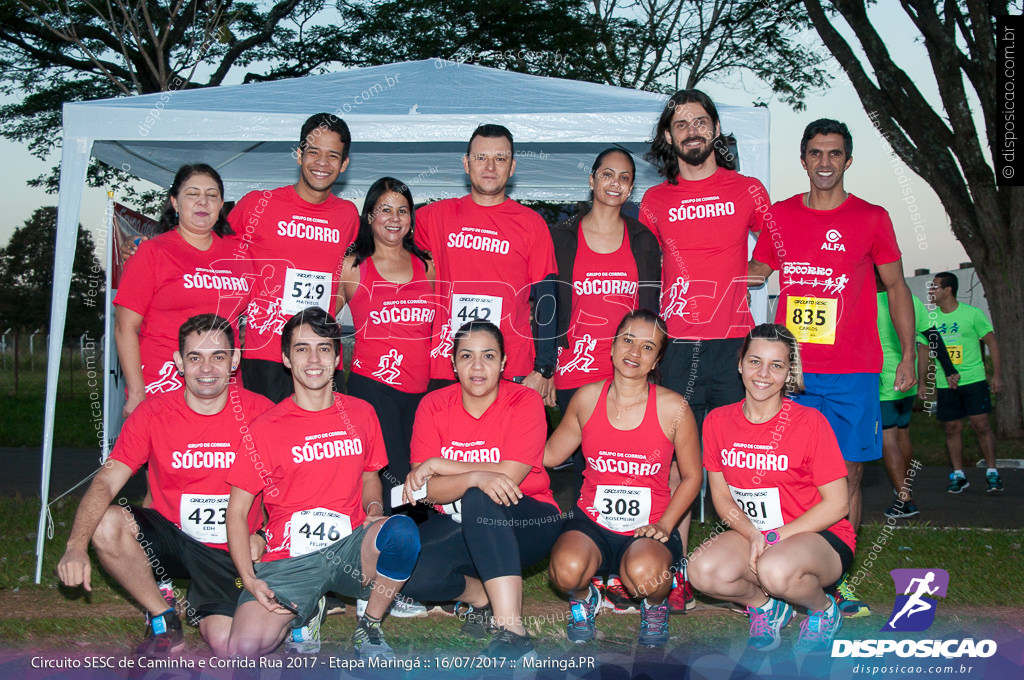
578, 381, 673, 534
348, 254, 435, 393
555, 225, 639, 390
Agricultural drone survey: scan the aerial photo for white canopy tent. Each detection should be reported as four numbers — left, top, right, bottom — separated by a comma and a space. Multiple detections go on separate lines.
38, 59, 770, 581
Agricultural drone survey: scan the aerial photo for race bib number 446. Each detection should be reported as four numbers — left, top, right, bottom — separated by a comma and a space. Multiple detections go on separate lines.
594, 485, 651, 533
786, 296, 837, 345
282, 268, 331, 315
180, 494, 229, 544
727, 486, 784, 531
289, 508, 352, 557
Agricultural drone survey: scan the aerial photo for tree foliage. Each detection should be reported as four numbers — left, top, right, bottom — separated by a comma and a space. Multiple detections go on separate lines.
803, 0, 1024, 437
0, 206, 104, 340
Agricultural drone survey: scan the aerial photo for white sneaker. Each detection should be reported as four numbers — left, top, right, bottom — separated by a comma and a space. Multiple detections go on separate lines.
356, 595, 429, 619
284, 596, 325, 654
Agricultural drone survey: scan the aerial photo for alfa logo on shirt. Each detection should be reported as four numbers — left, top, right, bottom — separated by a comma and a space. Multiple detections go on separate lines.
820, 229, 846, 252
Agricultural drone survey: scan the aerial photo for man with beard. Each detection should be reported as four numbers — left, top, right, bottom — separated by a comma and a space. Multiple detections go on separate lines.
639, 89, 770, 613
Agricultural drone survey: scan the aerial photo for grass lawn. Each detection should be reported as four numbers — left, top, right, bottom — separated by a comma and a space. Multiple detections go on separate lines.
1, 495, 1020, 655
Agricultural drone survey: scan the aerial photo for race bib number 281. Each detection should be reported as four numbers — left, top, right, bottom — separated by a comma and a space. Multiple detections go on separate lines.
727, 486, 784, 531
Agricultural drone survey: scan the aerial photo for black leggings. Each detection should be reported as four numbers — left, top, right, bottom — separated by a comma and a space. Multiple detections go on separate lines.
346, 372, 424, 511
402, 488, 564, 602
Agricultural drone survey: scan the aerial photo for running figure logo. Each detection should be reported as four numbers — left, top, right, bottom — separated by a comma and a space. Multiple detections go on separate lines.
662, 277, 691, 318
558, 334, 597, 375
372, 349, 403, 385
882, 568, 949, 632
145, 361, 183, 394
431, 321, 454, 359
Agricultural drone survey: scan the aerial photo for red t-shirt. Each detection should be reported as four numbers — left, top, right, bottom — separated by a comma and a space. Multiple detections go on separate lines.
639, 169, 768, 340
578, 382, 673, 534
110, 387, 272, 550
227, 185, 358, 362
113, 230, 253, 394
752, 194, 901, 374
555, 228, 639, 390
703, 400, 856, 552
227, 393, 388, 561
348, 255, 435, 394
410, 382, 558, 509
414, 196, 557, 379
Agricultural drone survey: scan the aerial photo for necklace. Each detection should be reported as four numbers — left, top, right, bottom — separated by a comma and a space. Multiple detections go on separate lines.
611, 389, 646, 420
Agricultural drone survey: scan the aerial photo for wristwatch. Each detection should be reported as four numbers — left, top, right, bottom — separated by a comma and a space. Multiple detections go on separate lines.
763, 530, 781, 546
534, 364, 555, 379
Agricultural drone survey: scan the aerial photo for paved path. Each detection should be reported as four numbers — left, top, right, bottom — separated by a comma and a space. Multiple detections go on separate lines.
4, 447, 1020, 529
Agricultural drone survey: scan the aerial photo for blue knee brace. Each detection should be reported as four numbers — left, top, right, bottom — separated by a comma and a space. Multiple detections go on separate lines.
374, 515, 420, 581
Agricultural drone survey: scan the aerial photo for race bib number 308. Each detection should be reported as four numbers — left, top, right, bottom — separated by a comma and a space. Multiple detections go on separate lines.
727, 486, 784, 531
289, 508, 352, 557
593, 485, 651, 533
786, 296, 838, 345
180, 494, 229, 544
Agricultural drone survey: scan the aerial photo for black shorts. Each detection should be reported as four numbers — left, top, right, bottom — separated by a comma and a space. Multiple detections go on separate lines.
881, 395, 915, 429
937, 381, 992, 422
660, 337, 744, 432
560, 510, 683, 576
819, 529, 854, 585
125, 505, 243, 623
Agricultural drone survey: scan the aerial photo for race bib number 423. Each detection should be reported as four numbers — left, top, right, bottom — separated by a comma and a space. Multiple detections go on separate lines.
786, 296, 838, 345
180, 494, 229, 544
289, 508, 352, 557
593, 485, 651, 533
727, 486, 784, 531
450, 294, 502, 331
282, 268, 331, 315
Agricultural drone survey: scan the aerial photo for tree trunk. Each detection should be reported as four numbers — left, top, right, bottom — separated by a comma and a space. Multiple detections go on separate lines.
971, 265, 1024, 439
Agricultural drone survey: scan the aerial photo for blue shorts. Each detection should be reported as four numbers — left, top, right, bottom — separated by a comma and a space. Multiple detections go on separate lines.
793, 373, 881, 462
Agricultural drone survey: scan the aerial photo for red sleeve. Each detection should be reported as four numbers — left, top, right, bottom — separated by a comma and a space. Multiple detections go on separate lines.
701, 409, 724, 472
751, 204, 782, 269
807, 410, 846, 488
498, 389, 547, 472
339, 200, 360, 251
410, 393, 443, 465
638, 191, 663, 246
869, 208, 902, 266
413, 202, 437, 253
746, 178, 770, 235
108, 400, 153, 474
360, 404, 388, 472
227, 421, 271, 496
227, 191, 256, 236
528, 217, 557, 283
112, 240, 159, 316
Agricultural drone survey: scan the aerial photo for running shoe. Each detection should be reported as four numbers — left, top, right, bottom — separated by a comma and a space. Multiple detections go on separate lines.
605, 576, 639, 613
986, 472, 1004, 493
667, 573, 696, 613
285, 596, 325, 654
357, 595, 428, 619
460, 603, 495, 639
351, 617, 395, 660
884, 499, 920, 519
793, 595, 842, 654
946, 473, 969, 493
746, 598, 793, 652
637, 598, 670, 647
136, 608, 184, 656
834, 574, 870, 618
478, 627, 538, 663
567, 583, 602, 643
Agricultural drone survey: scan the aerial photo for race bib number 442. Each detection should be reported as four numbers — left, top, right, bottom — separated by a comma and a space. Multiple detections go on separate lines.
786, 296, 838, 345
450, 294, 502, 331
289, 508, 352, 557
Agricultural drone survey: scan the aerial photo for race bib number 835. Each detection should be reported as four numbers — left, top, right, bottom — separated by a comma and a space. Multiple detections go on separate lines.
786, 296, 838, 345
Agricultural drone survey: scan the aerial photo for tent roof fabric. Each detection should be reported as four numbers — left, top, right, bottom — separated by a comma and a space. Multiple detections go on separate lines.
65, 59, 770, 201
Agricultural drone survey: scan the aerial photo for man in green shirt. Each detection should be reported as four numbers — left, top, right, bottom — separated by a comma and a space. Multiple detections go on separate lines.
876, 271, 958, 518
927, 272, 1003, 493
